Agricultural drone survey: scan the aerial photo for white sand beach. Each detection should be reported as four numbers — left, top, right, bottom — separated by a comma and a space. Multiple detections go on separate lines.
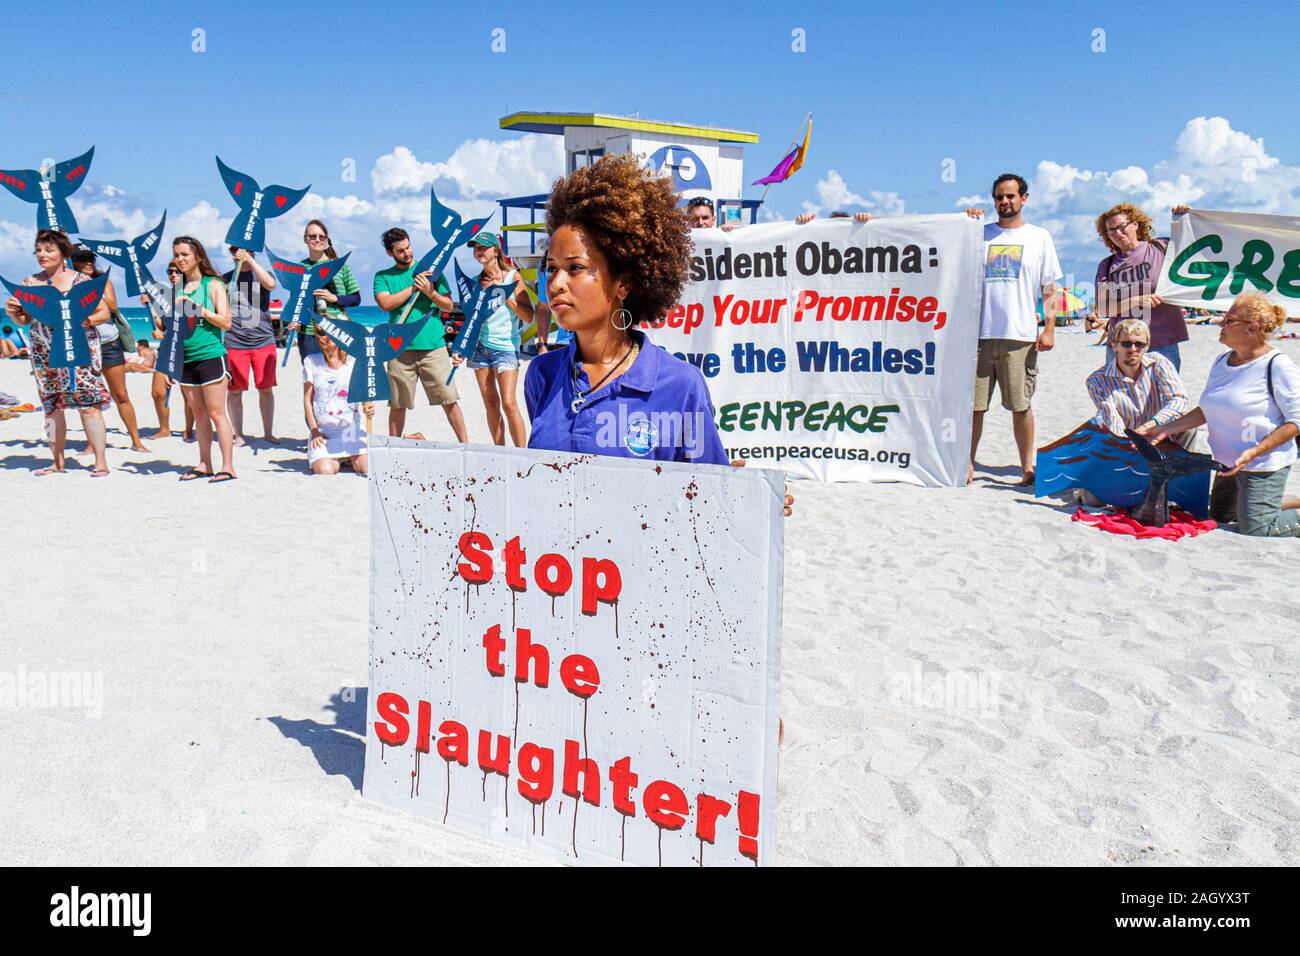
1, 325, 1297, 866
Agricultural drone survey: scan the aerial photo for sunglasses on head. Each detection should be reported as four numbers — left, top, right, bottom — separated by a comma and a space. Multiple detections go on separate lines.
689, 197, 714, 209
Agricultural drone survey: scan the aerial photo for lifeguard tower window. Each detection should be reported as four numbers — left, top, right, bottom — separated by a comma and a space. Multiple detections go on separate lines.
568, 148, 605, 173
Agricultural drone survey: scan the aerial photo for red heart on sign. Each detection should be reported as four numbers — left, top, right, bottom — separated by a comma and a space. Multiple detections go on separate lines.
275, 195, 287, 207
470, 224, 481, 234
234, 181, 243, 196
387, 336, 403, 350
319, 268, 330, 279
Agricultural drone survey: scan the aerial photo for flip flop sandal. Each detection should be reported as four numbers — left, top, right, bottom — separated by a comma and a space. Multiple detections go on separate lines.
209, 471, 238, 483
179, 468, 211, 482
90, 468, 109, 478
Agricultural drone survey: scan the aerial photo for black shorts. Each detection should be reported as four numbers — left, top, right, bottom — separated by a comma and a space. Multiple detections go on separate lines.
100, 338, 125, 369
181, 355, 228, 387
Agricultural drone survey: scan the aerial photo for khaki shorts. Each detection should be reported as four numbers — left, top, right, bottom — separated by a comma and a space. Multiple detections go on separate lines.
387, 348, 460, 409
973, 338, 1038, 413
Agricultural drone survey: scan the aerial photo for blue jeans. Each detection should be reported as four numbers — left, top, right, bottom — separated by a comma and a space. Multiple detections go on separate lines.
1105, 342, 1180, 370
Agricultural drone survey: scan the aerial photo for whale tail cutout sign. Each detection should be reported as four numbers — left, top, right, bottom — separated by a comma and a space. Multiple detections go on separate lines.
446, 260, 513, 381
81, 211, 167, 298
315, 314, 430, 402
1034, 422, 1218, 521
411, 188, 493, 283
265, 247, 351, 367
215, 157, 309, 253
139, 265, 204, 381
0, 147, 95, 233
0, 272, 107, 369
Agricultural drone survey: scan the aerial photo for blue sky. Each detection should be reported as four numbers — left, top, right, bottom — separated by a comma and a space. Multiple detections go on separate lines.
2, 0, 1298, 289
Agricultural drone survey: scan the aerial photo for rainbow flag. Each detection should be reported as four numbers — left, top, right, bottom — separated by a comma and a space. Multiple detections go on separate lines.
752, 116, 812, 186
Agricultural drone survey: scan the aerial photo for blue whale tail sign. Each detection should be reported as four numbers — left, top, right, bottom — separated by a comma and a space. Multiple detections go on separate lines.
215, 157, 309, 253
315, 314, 430, 403
265, 247, 352, 367
0, 146, 95, 233
0, 271, 107, 368
413, 189, 493, 281
81, 210, 167, 298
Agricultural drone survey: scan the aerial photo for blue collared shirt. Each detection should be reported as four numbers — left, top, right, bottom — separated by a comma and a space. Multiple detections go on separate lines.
525, 329, 729, 465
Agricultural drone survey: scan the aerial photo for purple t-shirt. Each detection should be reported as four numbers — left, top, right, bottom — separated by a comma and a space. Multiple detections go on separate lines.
1095, 238, 1188, 349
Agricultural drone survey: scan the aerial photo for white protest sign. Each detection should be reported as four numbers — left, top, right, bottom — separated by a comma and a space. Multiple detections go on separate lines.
647, 216, 983, 486
363, 437, 783, 866
1155, 208, 1300, 317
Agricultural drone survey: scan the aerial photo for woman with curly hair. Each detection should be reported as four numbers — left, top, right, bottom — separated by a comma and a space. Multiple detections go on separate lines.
524, 153, 729, 465
1091, 202, 1190, 370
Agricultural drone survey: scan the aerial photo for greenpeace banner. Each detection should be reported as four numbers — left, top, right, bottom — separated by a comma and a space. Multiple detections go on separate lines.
364, 438, 783, 867
649, 216, 983, 485
1155, 208, 1300, 317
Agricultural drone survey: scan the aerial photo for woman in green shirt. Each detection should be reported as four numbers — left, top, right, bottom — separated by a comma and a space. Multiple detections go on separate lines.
291, 219, 360, 362
172, 236, 236, 482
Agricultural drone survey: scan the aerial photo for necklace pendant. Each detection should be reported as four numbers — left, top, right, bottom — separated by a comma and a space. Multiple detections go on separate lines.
570, 396, 584, 414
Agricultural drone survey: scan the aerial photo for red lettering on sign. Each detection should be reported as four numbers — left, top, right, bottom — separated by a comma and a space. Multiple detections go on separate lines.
234, 181, 243, 196
16, 289, 45, 307
273, 261, 305, 275
373, 691, 409, 746
79, 289, 99, 308
457, 531, 493, 583
1, 173, 27, 190
64, 164, 86, 182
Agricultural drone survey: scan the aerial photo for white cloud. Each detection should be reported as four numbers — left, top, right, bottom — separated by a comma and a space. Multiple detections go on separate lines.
166, 200, 229, 254
953, 194, 985, 207
372, 136, 563, 201
801, 170, 906, 216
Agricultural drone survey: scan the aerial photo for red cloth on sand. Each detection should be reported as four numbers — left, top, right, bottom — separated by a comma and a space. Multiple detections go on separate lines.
1072, 507, 1217, 540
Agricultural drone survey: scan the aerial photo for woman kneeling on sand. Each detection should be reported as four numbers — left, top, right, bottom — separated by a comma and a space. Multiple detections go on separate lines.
1147, 293, 1300, 537
303, 325, 373, 475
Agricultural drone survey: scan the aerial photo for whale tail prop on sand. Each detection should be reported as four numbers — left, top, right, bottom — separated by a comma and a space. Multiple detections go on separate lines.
1035, 421, 1218, 522
1122, 428, 1224, 527
215, 157, 309, 253
0, 147, 94, 232
81, 211, 167, 298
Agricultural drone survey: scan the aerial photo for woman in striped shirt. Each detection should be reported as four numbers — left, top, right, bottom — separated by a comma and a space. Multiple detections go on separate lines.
1084, 318, 1190, 437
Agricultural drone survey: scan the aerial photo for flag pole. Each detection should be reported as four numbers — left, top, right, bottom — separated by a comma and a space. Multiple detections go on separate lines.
756, 112, 810, 207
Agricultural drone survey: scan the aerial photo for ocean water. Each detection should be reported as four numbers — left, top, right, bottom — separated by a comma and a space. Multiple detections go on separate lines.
121, 306, 390, 343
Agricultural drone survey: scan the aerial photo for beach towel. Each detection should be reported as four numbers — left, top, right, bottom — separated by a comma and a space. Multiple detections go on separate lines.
1072, 507, 1217, 540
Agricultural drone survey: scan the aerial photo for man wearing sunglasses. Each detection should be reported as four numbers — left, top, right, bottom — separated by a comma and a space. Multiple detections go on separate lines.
686, 197, 717, 229
1085, 318, 1190, 440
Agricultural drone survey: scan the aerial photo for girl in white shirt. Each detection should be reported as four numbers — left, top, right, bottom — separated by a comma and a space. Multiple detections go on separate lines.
1149, 293, 1300, 537
302, 326, 374, 475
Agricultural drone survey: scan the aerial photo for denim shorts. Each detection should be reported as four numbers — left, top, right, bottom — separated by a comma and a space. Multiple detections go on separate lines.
467, 343, 519, 371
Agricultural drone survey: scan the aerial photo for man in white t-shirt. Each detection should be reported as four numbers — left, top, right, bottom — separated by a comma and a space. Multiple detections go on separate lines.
965, 173, 1062, 485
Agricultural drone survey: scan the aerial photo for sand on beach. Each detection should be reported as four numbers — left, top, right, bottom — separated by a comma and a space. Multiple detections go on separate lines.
0, 325, 1297, 866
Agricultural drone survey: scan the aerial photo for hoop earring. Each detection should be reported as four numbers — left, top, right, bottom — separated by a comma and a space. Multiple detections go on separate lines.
612, 307, 633, 331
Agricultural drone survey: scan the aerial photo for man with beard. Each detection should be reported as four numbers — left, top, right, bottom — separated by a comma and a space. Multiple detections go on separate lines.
966, 174, 1061, 485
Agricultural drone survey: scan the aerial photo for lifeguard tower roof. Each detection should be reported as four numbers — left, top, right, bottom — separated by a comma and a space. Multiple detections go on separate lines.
499, 111, 759, 144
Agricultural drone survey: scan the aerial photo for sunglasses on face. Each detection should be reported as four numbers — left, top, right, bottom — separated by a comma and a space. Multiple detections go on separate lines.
305, 234, 328, 241
1116, 340, 1148, 349
1221, 317, 1254, 327
1106, 221, 1133, 234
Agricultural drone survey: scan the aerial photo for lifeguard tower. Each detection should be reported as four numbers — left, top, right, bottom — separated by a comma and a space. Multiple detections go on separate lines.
493, 111, 761, 348
496, 111, 762, 257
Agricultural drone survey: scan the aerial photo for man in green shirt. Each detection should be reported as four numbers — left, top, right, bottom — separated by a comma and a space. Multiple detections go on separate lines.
373, 227, 469, 441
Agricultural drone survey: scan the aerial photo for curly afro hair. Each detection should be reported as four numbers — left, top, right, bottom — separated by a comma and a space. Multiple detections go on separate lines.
545, 153, 691, 324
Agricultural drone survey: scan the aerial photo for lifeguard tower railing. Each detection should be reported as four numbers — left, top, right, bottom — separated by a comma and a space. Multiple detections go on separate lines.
497, 194, 765, 257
